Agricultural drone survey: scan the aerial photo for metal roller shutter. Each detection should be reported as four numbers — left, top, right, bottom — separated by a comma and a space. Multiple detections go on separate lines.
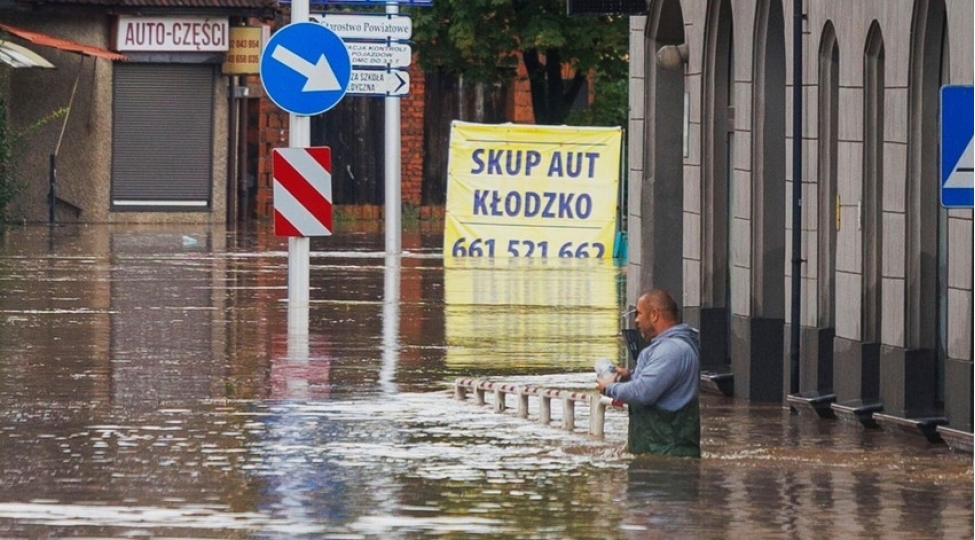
111, 63, 214, 210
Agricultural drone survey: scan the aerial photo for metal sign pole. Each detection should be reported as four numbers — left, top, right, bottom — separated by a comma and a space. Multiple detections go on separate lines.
289, 0, 311, 336
384, 2, 402, 255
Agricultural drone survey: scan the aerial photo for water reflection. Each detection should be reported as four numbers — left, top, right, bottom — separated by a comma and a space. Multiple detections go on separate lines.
381, 254, 401, 395
0, 224, 971, 538
443, 257, 625, 373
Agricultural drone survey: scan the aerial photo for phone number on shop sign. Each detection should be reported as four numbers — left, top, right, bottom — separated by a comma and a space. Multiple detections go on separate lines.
451, 237, 606, 258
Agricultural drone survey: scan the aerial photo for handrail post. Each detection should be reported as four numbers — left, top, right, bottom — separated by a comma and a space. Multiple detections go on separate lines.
474, 380, 486, 406
590, 394, 607, 438
540, 394, 552, 425
494, 387, 505, 413
454, 379, 468, 400
518, 389, 529, 419
562, 394, 575, 431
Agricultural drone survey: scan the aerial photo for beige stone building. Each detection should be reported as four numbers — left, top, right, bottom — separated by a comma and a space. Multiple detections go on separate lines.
626, 0, 972, 434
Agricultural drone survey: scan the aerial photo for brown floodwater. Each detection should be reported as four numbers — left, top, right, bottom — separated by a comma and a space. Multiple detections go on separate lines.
0, 222, 971, 539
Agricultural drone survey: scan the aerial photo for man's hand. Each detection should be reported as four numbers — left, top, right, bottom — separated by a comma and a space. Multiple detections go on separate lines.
595, 372, 618, 394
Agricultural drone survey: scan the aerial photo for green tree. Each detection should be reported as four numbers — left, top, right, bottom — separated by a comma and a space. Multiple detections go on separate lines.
409, 0, 629, 126
0, 102, 65, 228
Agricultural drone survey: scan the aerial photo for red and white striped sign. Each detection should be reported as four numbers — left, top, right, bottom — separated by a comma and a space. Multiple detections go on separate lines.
272, 147, 333, 237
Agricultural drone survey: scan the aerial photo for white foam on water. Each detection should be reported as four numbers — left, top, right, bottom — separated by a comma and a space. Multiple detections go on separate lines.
0, 501, 326, 534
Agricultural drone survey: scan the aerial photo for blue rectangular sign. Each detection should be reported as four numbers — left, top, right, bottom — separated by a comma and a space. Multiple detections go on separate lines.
940, 85, 974, 208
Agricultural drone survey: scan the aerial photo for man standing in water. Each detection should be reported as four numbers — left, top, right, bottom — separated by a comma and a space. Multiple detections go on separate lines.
595, 289, 701, 457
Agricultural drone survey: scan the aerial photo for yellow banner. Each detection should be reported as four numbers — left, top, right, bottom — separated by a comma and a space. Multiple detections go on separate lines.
221, 26, 263, 75
444, 121, 622, 259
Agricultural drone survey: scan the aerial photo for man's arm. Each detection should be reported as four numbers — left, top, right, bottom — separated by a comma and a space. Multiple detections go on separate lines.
601, 342, 684, 406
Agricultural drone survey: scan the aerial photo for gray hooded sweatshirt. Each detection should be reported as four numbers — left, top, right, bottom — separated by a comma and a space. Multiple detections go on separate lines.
603, 323, 700, 412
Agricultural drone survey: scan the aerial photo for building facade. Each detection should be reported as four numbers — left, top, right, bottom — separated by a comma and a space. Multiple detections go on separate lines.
0, 0, 276, 224
0, 1, 554, 224
627, 0, 973, 432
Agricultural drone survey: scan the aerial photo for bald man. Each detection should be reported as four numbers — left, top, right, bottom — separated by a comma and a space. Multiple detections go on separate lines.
596, 289, 701, 457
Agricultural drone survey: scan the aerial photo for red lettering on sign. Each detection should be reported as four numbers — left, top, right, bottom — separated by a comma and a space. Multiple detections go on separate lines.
193, 23, 204, 46
119, 18, 228, 50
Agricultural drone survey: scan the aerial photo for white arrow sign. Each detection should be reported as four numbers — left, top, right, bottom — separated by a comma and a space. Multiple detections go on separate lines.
347, 69, 410, 97
346, 42, 412, 68
311, 13, 412, 41
271, 44, 341, 92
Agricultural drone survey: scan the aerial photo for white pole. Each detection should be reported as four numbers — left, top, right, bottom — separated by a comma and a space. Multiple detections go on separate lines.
384, 3, 402, 255
291, 0, 308, 27
288, 0, 311, 336
287, 236, 310, 335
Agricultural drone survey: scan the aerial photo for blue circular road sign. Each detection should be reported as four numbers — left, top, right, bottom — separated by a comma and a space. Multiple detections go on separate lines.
260, 22, 352, 116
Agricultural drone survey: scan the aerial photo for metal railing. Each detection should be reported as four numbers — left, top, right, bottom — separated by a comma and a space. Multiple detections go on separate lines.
453, 378, 623, 439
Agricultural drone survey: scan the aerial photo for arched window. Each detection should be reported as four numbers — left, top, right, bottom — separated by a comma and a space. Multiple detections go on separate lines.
703, 0, 733, 311
862, 22, 884, 344
750, 0, 786, 319
817, 22, 839, 329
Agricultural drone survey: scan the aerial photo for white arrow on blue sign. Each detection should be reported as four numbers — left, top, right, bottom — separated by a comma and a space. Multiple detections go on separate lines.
259, 22, 352, 116
941, 85, 974, 208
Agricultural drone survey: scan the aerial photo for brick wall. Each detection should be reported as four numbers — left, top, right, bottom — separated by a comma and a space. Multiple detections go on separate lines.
250, 74, 288, 220
401, 61, 425, 205
509, 54, 535, 124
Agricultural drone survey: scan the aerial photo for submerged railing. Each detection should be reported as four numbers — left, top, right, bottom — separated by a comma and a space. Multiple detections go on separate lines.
453, 378, 623, 439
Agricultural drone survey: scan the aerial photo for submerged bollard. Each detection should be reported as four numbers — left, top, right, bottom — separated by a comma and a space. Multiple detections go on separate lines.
494, 386, 506, 413
562, 395, 575, 431
590, 394, 608, 438
540, 394, 552, 425
518, 389, 530, 419
474, 379, 486, 405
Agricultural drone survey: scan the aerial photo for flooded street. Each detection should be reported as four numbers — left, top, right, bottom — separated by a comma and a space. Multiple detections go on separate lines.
0, 223, 971, 539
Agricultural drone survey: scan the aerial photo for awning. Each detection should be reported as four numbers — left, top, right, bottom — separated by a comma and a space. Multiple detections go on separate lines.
0, 23, 127, 61
0, 40, 55, 68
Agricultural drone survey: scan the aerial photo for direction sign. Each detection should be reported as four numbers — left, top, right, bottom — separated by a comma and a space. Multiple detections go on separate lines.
273, 147, 334, 237
346, 41, 411, 68
941, 85, 974, 208
347, 69, 410, 96
259, 22, 351, 116
310, 13, 412, 42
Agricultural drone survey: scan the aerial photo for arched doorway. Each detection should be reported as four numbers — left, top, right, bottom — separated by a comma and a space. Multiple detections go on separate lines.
891, 0, 956, 422
859, 21, 885, 403
699, 0, 734, 374
812, 21, 839, 394
731, 0, 786, 402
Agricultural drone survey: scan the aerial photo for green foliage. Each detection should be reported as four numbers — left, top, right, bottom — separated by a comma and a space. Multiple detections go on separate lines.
409, 0, 629, 126
0, 102, 66, 227
563, 56, 629, 128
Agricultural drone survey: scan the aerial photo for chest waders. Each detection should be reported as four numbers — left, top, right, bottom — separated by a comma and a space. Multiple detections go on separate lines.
627, 399, 701, 458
